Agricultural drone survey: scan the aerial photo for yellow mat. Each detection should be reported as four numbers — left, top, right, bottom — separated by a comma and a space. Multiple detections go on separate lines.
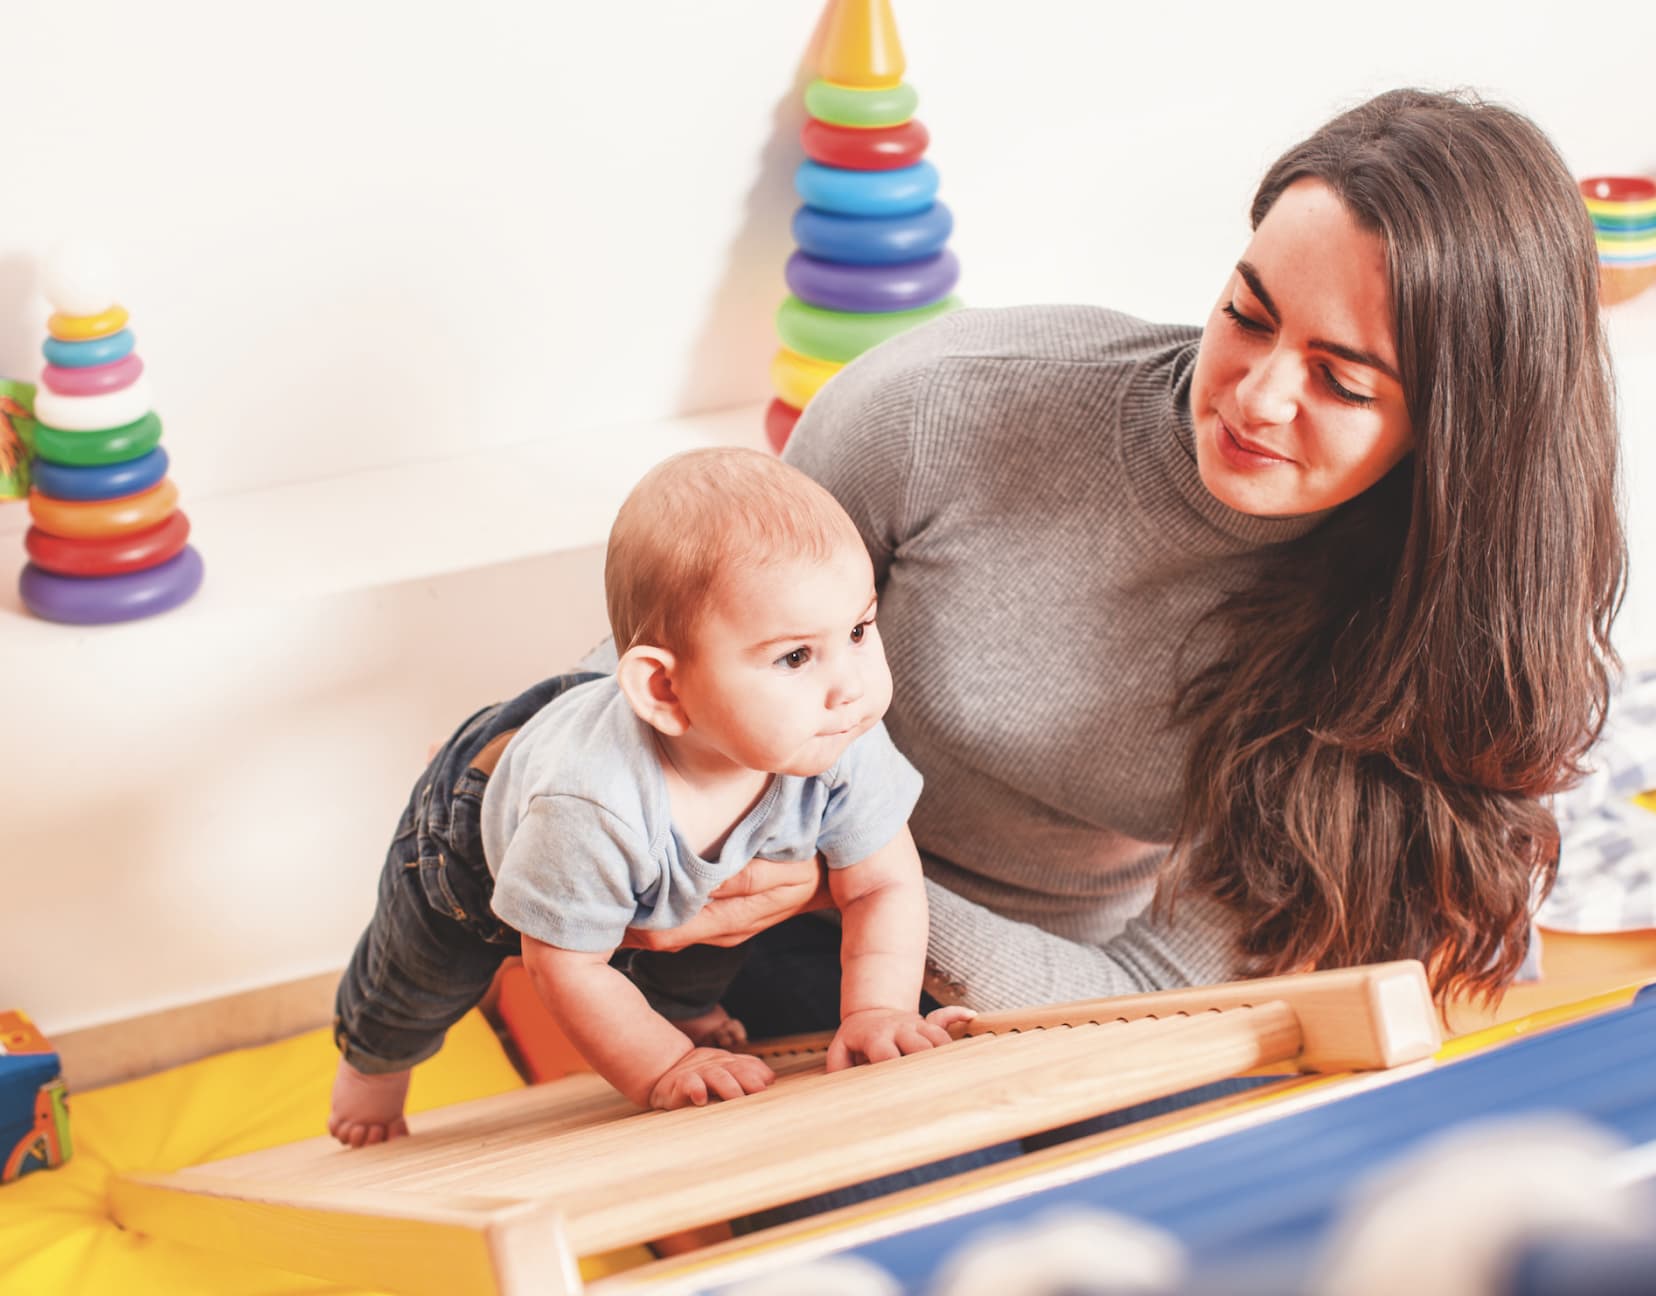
0, 1011, 631, 1294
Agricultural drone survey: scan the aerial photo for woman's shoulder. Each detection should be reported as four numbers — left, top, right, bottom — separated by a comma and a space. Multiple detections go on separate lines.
803, 304, 1198, 427
786, 304, 1200, 494
913, 303, 1198, 367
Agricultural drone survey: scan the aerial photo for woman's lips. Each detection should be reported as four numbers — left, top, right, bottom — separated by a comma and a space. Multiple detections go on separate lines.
1217, 415, 1291, 466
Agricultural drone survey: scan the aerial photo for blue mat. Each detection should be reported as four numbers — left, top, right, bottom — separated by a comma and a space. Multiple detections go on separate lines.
744, 988, 1656, 1292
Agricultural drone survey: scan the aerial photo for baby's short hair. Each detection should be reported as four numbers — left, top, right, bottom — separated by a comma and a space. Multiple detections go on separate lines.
605, 447, 865, 657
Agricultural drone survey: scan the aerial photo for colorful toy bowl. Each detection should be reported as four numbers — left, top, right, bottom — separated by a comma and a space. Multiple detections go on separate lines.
1579, 175, 1656, 306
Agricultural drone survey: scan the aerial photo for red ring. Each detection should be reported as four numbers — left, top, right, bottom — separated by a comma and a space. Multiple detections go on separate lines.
801, 118, 930, 171
765, 399, 802, 455
24, 510, 192, 576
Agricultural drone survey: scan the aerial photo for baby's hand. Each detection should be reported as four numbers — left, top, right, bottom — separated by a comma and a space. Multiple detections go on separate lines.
827, 1005, 970, 1073
647, 1047, 775, 1110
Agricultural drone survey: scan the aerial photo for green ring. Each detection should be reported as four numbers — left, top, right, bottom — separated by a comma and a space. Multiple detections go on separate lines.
804, 79, 919, 129
31, 412, 163, 467
776, 294, 961, 364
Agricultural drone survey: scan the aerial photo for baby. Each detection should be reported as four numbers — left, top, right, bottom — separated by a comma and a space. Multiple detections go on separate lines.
330, 446, 966, 1144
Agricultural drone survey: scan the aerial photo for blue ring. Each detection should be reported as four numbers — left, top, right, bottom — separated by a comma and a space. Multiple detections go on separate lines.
43, 329, 137, 370
31, 446, 169, 502
792, 203, 953, 266
795, 160, 940, 217
20, 545, 204, 625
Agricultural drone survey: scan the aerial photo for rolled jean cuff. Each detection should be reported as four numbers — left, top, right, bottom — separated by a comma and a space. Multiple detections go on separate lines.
332, 1018, 445, 1076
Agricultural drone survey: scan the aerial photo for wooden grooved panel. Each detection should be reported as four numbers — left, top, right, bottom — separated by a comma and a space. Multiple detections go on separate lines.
110, 1176, 578, 1296
563, 1005, 1301, 1252
107, 961, 1443, 1295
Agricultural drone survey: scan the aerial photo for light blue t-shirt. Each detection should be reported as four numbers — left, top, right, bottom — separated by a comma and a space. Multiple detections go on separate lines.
482, 676, 923, 953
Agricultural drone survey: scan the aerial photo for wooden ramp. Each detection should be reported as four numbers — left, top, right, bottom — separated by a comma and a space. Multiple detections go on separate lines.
109, 962, 1441, 1296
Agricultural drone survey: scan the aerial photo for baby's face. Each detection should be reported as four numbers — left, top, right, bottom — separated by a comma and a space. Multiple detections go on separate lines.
672, 542, 893, 777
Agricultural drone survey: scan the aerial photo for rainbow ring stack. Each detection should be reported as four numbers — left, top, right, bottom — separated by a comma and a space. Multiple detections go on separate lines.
19, 253, 203, 625
1581, 175, 1656, 307
767, 0, 961, 454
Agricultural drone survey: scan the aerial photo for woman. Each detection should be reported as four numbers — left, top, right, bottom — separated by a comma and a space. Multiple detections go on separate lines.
634, 88, 1624, 1029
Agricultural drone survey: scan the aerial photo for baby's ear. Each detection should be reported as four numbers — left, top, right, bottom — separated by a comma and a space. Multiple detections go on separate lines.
616, 644, 689, 736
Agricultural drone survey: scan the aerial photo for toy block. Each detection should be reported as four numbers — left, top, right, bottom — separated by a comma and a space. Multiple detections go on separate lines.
1, 1010, 72, 1183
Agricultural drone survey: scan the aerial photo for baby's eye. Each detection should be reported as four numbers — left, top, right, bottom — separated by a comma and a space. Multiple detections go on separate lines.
850, 617, 875, 645
775, 647, 811, 670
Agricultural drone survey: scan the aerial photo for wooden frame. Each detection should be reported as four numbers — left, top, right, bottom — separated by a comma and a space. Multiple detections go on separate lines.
109, 962, 1439, 1295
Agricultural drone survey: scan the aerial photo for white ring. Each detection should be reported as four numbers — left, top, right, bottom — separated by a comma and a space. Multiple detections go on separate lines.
32, 375, 153, 432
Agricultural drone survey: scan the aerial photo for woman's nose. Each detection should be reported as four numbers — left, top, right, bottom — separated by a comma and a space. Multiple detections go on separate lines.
1235, 347, 1300, 427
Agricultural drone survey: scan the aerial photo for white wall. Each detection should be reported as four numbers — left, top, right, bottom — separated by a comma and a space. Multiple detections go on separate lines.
4, 0, 1654, 1035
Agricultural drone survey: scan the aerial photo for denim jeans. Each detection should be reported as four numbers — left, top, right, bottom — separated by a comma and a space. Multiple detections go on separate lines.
722, 914, 1272, 1232
333, 670, 749, 1074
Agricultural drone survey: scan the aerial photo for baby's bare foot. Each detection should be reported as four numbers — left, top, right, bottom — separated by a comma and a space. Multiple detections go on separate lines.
328, 1059, 411, 1148
673, 1004, 748, 1049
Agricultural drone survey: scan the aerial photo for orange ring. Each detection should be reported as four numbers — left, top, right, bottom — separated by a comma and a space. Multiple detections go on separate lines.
48, 304, 130, 342
28, 478, 179, 539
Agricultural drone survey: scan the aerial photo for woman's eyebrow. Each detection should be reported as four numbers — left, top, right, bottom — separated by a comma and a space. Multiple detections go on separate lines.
1314, 337, 1401, 383
1236, 261, 1281, 323
1237, 260, 1401, 383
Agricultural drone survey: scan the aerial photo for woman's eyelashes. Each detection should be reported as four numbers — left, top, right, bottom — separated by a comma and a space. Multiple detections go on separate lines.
1320, 366, 1375, 406
1222, 301, 1269, 334
1222, 302, 1377, 407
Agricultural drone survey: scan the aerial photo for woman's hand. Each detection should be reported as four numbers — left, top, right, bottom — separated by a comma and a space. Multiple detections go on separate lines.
620, 855, 830, 951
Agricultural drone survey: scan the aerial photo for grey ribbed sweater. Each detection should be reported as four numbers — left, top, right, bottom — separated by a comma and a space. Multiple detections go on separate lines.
783, 305, 1327, 1012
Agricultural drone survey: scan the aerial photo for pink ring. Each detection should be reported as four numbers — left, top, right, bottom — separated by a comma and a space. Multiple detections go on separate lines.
41, 352, 145, 397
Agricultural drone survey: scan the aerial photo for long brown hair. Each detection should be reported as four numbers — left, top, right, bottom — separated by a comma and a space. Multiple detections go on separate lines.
1166, 89, 1625, 1003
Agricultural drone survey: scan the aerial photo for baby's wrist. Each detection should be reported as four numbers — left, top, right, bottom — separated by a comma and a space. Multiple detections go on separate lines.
839, 1003, 913, 1023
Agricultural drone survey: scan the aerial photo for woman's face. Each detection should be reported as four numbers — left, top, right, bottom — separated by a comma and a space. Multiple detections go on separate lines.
1189, 178, 1414, 518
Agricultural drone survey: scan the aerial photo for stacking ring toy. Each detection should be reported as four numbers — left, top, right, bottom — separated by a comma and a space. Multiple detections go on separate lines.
792, 203, 953, 265
42, 353, 145, 398
20, 545, 204, 625
795, 159, 939, 217
804, 79, 919, 129
43, 329, 136, 369
25, 510, 191, 577
28, 478, 179, 540
786, 249, 959, 314
31, 412, 163, 466
764, 398, 802, 455
801, 118, 930, 171
30, 447, 169, 503
47, 305, 130, 343
776, 293, 958, 364
771, 347, 843, 409
32, 375, 152, 432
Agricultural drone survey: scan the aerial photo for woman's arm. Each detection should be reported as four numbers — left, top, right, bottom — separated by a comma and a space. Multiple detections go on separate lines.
620, 855, 831, 951
920, 880, 1246, 1012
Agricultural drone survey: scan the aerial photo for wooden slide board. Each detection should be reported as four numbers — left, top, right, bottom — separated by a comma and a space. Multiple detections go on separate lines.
109, 962, 1438, 1296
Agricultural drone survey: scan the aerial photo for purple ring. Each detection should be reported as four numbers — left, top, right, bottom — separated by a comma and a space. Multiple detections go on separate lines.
785, 249, 960, 313
20, 545, 204, 625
